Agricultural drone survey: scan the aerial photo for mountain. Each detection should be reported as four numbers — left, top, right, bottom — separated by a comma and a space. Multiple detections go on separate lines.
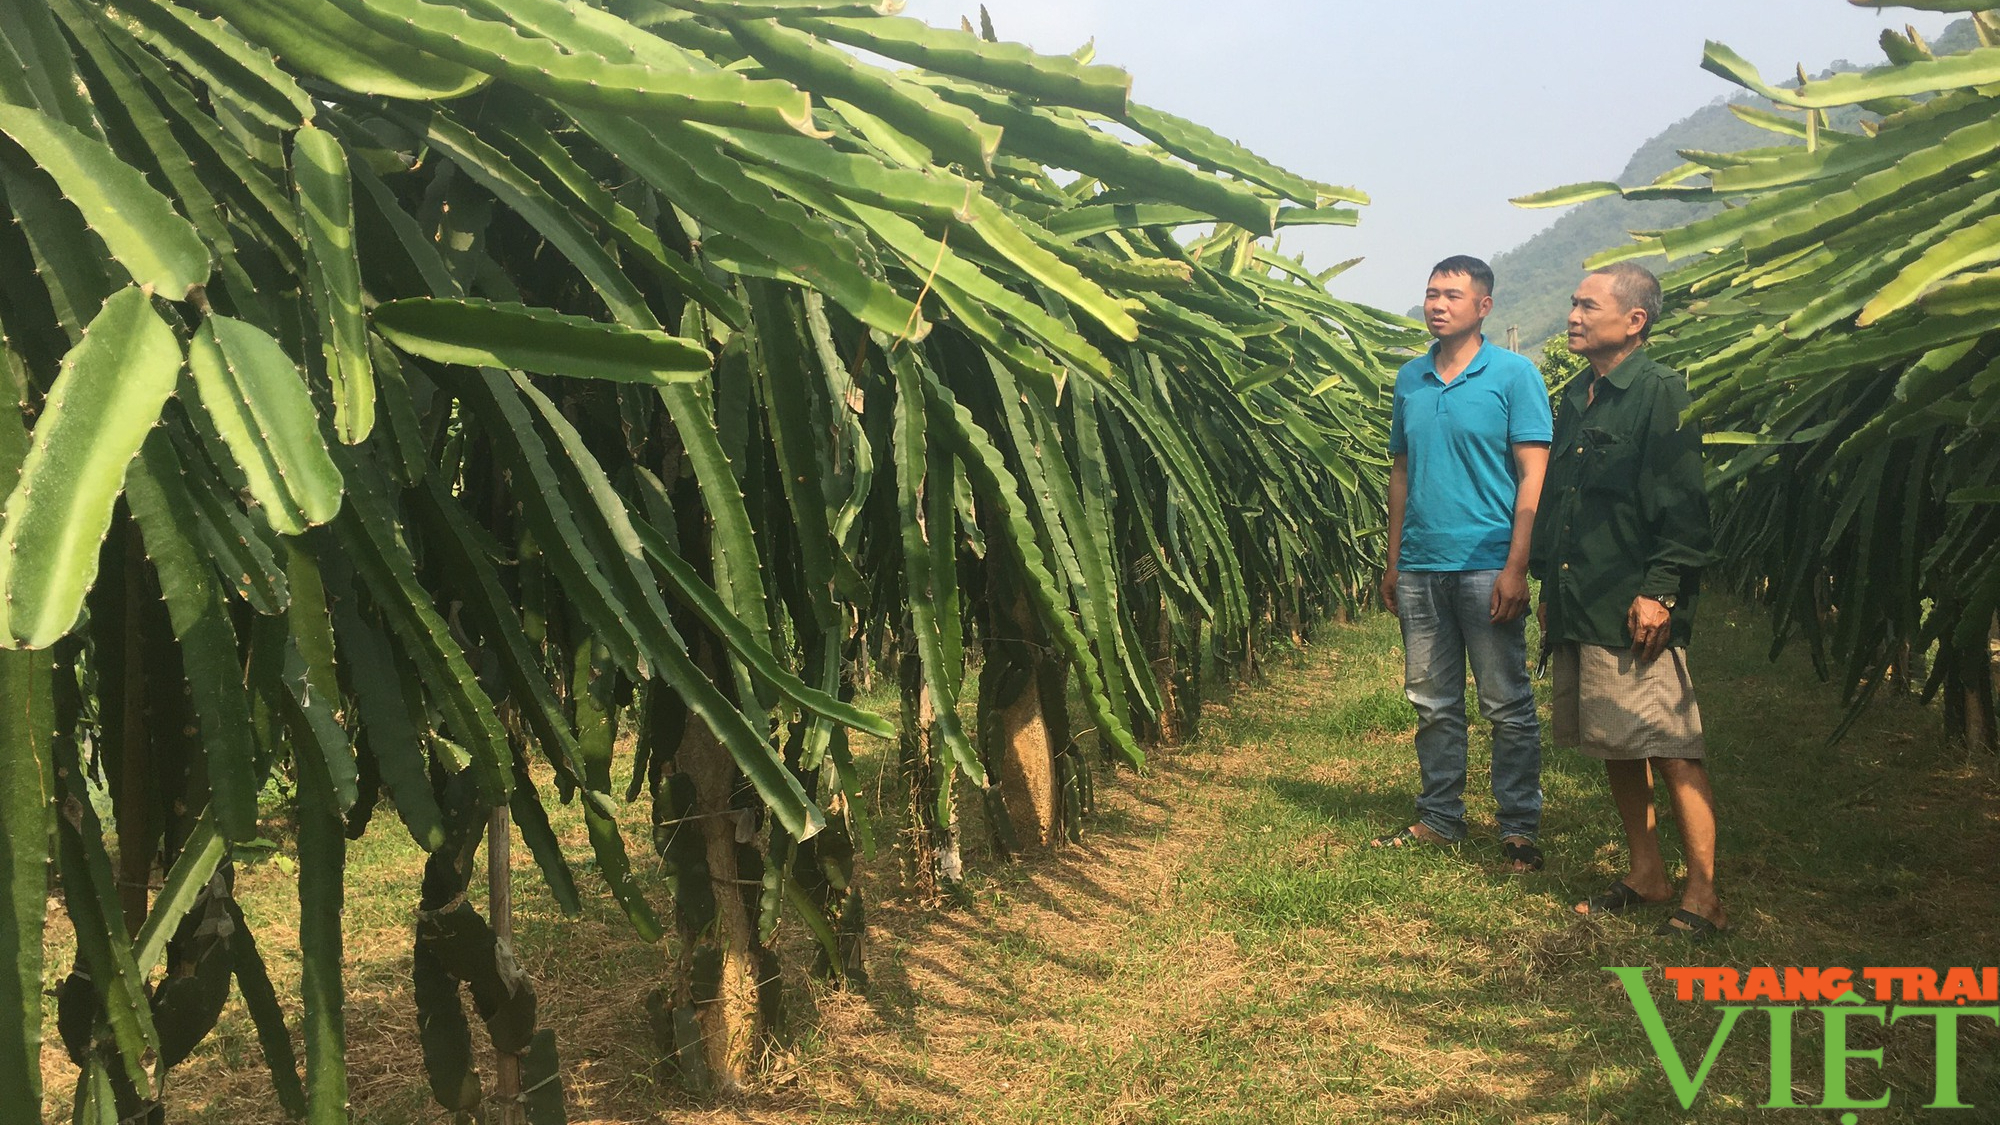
1481, 19, 1978, 351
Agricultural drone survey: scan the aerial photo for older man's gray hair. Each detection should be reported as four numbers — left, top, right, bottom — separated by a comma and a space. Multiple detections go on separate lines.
1589, 262, 1663, 341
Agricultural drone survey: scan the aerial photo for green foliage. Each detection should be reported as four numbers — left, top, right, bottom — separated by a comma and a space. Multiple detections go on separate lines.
1522, 9, 2000, 743
0, 104, 210, 298
186, 315, 345, 537
0, 650, 53, 1107
1490, 18, 1984, 351
0, 288, 181, 648
1536, 333, 1589, 394
1489, 104, 1780, 349
188, 0, 493, 100
0, 0, 1414, 1118
370, 298, 713, 386
293, 124, 374, 443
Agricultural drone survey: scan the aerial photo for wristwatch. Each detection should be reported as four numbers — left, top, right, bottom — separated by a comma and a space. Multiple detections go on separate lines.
1642, 592, 1678, 610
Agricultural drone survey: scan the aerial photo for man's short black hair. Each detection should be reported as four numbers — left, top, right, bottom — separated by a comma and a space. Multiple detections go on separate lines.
1430, 255, 1494, 297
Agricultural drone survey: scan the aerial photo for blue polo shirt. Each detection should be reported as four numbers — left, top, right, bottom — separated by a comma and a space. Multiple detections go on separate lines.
1388, 338, 1553, 572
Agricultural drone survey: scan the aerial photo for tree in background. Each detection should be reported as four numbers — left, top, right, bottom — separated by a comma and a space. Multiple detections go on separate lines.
1537, 333, 1589, 395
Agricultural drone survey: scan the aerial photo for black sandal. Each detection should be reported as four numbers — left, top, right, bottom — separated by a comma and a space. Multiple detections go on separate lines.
1655, 909, 1727, 942
1501, 838, 1544, 872
1574, 880, 1661, 916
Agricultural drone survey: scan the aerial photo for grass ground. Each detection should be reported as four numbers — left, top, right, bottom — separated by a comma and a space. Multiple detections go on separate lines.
40, 599, 2000, 1122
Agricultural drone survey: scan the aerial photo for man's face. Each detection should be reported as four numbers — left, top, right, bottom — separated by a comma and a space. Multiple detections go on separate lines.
1566, 273, 1643, 359
1423, 272, 1492, 340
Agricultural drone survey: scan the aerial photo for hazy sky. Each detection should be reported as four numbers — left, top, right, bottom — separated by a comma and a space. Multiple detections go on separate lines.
902, 0, 1959, 312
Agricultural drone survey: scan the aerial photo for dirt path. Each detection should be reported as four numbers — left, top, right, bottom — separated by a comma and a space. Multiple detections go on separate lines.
680, 743, 1240, 1125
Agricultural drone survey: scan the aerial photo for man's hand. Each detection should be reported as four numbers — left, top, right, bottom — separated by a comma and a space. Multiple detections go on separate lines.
1536, 599, 1547, 636
1490, 568, 1530, 624
1627, 595, 1672, 664
1379, 566, 1399, 616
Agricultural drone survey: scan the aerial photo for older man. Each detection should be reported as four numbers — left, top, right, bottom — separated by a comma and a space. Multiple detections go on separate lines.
1533, 262, 1725, 939
1373, 256, 1551, 873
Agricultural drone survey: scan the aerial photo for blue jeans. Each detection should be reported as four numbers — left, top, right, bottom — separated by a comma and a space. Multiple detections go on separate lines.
1396, 570, 1543, 842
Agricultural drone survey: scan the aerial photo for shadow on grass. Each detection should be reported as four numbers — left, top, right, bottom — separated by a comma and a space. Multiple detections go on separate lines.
1268, 775, 1410, 827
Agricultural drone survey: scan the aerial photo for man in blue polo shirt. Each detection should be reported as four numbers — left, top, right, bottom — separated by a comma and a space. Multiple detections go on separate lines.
1372, 256, 1552, 873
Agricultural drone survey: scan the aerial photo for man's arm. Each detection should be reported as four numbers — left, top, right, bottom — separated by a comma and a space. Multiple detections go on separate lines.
1491, 442, 1548, 624
1631, 377, 1713, 662
1379, 453, 1408, 615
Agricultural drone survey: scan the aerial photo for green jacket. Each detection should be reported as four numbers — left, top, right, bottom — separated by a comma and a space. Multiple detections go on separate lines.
1530, 349, 1714, 649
